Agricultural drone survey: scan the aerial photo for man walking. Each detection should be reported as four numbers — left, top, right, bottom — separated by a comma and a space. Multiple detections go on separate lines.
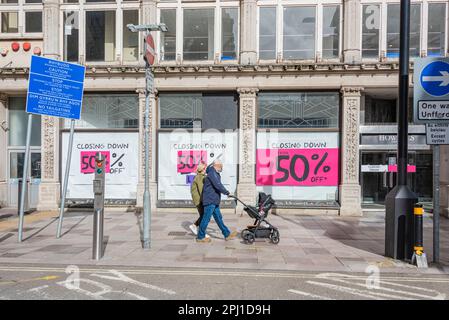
197, 160, 237, 243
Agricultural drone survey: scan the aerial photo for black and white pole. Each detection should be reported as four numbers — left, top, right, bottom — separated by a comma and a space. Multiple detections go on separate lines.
18, 114, 32, 242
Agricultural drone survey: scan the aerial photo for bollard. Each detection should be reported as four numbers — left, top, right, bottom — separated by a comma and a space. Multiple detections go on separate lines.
92, 152, 106, 260
411, 204, 428, 268
93, 208, 104, 260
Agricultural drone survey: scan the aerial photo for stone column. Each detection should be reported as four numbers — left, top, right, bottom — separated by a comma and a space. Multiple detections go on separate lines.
343, 0, 362, 64
136, 89, 157, 210
240, 0, 257, 65
236, 88, 258, 214
38, 0, 60, 211
339, 87, 363, 216
0, 94, 7, 207
439, 145, 449, 218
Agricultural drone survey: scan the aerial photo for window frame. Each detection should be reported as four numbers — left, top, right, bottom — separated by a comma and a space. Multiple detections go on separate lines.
59, 0, 142, 65
256, 0, 342, 63
0, 0, 43, 38
156, 1, 240, 65
360, 0, 449, 61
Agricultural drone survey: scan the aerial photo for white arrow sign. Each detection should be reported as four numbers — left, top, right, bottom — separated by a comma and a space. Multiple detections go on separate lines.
422, 71, 449, 86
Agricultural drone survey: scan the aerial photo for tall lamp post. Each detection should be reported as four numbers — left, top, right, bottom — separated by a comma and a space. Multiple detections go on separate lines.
127, 23, 167, 249
385, 0, 418, 261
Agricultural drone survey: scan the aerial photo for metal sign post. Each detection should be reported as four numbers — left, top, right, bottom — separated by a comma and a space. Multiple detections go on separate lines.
127, 23, 167, 250
17, 114, 33, 242
57, 118, 76, 238
92, 152, 106, 260
19, 55, 85, 242
432, 145, 440, 264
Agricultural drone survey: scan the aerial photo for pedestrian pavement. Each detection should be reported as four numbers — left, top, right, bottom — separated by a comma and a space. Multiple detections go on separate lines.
0, 207, 448, 274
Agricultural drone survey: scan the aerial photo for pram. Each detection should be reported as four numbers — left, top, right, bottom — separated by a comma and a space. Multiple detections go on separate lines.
229, 192, 279, 244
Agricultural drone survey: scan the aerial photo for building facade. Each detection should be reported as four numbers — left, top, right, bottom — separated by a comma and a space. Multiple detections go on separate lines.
1, 0, 449, 216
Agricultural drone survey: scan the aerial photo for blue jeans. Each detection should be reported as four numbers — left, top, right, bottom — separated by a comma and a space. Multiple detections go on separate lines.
197, 204, 230, 240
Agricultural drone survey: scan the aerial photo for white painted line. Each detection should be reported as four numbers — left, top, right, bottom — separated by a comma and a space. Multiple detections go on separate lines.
90, 270, 176, 295
288, 289, 334, 300
316, 272, 446, 300
28, 285, 49, 293
307, 281, 397, 300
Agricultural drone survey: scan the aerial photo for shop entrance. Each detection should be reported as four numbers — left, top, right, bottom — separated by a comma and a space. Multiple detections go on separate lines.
361, 151, 433, 205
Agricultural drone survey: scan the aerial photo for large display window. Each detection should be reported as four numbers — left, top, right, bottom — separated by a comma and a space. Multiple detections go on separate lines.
157, 92, 238, 206
256, 92, 340, 206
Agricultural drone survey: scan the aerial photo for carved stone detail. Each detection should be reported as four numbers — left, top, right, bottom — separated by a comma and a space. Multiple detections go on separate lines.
42, 116, 57, 180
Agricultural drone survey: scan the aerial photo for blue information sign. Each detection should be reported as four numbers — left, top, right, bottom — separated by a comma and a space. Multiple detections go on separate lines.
26, 55, 86, 120
420, 60, 449, 97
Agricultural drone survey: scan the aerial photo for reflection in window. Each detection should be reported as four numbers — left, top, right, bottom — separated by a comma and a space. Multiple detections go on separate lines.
364, 96, 397, 124
1, 12, 18, 33
387, 4, 420, 58
25, 12, 42, 33
86, 11, 116, 62
123, 10, 139, 62
258, 92, 339, 128
10, 153, 24, 179
160, 9, 176, 61
221, 8, 238, 60
259, 7, 276, 60
362, 4, 380, 59
322, 6, 340, 59
428, 3, 446, 57
1, 0, 18, 3
8, 97, 41, 147
183, 9, 214, 60
159, 93, 238, 130
63, 95, 138, 129
283, 6, 316, 60
63, 11, 79, 62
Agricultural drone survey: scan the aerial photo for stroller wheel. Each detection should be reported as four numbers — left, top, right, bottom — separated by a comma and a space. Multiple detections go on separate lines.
241, 229, 250, 239
269, 229, 280, 244
245, 233, 255, 244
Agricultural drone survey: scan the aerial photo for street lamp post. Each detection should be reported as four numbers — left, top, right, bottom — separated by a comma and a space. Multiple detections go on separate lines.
127, 23, 167, 249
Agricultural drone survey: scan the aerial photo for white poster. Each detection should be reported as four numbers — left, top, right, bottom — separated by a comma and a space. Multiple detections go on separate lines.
61, 132, 139, 199
158, 130, 238, 200
256, 131, 340, 201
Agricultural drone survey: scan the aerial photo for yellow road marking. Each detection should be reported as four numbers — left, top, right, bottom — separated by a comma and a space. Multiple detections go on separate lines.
0, 275, 60, 286
0, 265, 448, 283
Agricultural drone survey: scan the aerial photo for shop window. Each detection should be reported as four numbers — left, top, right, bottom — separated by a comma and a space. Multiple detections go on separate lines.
364, 96, 396, 124
283, 6, 316, 60
1, 12, 18, 33
427, 3, 446, 57
160, 9, 176, 61
362, 4, 380, 59
322, 5, 340, 59
221, 8, 238, 61
63, 94, 138, 129
387, 3, 421, 58
183, 9, 214, 61
25, 0, 41, 2
258, 92, 339, 128
63, 11, 79, 62
259, 6, 276, 60
159, 93, 238, 130
85, 11, 116, 62
8, 97, 41, 147
123, 10, 139, 62
25, 12, 42, 33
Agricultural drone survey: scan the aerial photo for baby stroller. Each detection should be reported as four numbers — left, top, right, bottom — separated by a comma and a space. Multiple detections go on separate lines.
230, 192, 279, 244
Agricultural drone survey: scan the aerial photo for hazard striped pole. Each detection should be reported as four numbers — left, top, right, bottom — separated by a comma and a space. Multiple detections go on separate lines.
413, 204, 424, 256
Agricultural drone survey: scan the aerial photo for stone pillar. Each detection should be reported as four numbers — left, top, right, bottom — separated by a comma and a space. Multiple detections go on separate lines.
339, 87, 363, 216
43, 0, 60, 60
439, 145, 449, 218
240, 0, 257, 65
0, 94, 7, 207
343, 0, 361, 64
38, 0, 60, 211
136, 89, 157, 210
236, 88, 258, 214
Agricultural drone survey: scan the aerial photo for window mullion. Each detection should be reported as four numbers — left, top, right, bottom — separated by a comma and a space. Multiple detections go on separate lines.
317, 3, 323, 62
215, 3, 220, 63
380, 1, 387, 61
176, 5, 182, 63
421, 0, 428, 57
117, 5, 123, 63
277, 3, 283, 62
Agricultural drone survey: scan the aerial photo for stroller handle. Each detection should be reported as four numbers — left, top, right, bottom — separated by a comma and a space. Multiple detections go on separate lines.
228, 194, 248, 207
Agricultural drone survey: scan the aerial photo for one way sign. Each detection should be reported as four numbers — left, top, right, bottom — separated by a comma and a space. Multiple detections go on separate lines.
414, 58, 449, 124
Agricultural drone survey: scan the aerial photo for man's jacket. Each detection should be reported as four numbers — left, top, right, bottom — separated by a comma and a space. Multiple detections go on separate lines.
201, 165, 229, 206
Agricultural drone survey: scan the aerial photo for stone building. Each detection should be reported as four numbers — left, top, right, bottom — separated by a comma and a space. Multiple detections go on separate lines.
0, 0, 448, 216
